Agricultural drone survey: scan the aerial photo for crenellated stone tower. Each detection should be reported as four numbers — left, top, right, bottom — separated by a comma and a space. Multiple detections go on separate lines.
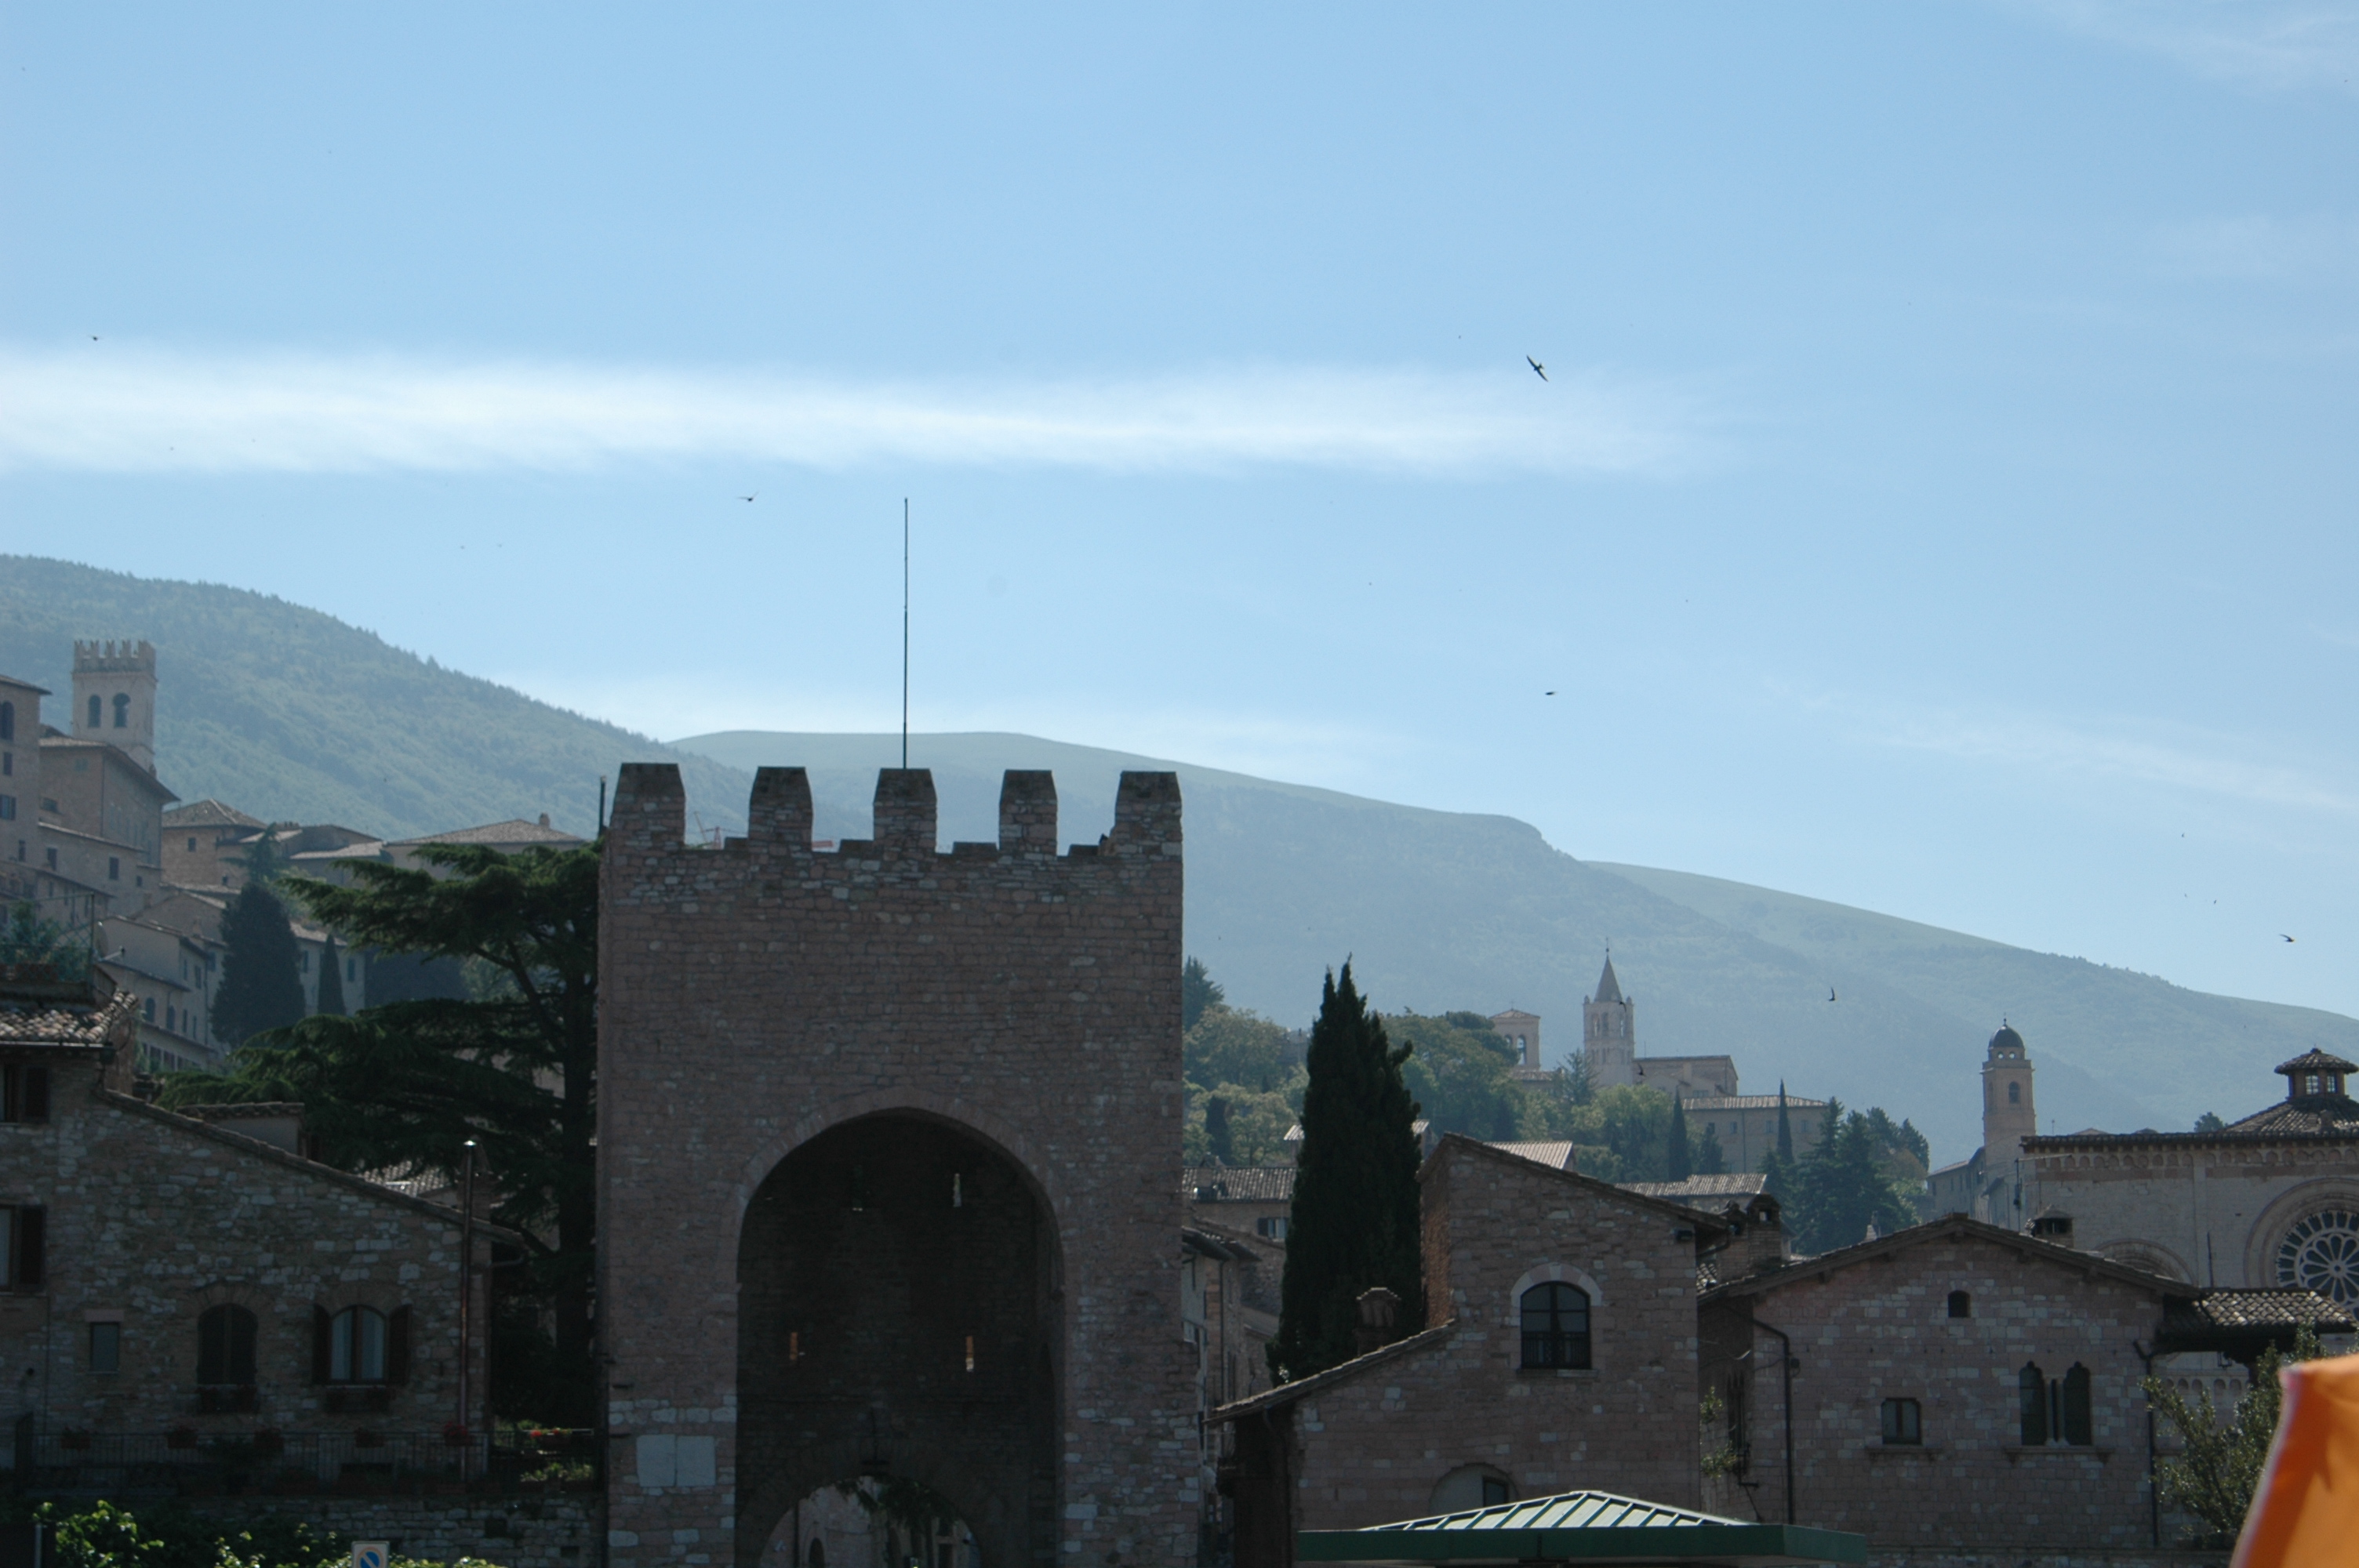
72, 640, 158, 775
598, 763, 1196, 1568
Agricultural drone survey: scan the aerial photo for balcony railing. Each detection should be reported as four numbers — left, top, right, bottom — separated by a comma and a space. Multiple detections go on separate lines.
10, 1425, 602, 1497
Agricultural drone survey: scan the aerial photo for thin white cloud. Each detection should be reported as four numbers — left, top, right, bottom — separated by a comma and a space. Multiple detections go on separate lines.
0, 343, 1705, 479
2013, 0, 2359, 93
1848, 698, 2359, 815
2156, 212, 2359, 278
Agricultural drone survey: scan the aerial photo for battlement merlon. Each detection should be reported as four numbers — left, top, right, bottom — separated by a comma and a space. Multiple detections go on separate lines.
605, 762, 1183, 860
72, 639, 157, 673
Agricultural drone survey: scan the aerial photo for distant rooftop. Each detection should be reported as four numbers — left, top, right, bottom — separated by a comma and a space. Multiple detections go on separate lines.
163, 799, 265, 830
1624, 1172, 1771, 1202
1184, 1167, 1296, 1203
389, 815, 583, 848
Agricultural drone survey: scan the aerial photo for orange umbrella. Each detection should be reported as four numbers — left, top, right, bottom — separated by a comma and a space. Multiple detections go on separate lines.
2236, 1352, 2359, 1567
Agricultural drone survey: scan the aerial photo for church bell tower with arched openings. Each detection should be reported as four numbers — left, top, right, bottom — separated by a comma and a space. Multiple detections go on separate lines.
1583, 954, 1637, 1089
1983, 1022, 2037, 1160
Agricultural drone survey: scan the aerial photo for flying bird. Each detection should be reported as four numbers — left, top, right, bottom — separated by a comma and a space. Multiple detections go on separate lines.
1545, 690, 1556, 696
738, 493, 756, 503
2283, 934, 2297, 943
1527, 355, 1547, 382
1827, 986, 1838, 1002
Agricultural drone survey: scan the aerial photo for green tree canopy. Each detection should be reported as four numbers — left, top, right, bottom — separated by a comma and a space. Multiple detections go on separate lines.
212, 883, 304, 1047
1182, 955, 1226, 1032
1772, 1098, 1921, 1252
1270, 964, 1423, 1381
2147, 1326, 2321, 1547
1, 901, 92, 981
163, 840, 598, 1422
1666, 1094, 1693, 1181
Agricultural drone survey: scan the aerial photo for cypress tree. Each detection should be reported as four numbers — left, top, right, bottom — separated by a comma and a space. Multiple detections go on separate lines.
314, 933, 347, 1017
1269, 963, 1423, 1382
1666, 1092, 1692, 1181
1182, 956, 1226, 1032
1205, 1095, 1235, 1166
1776, 1081, 1795, 1163
213, 884, 306, 1045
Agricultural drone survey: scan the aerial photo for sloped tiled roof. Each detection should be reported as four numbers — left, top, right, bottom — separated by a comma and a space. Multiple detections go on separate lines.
0, 968, 134, 1046
1488, 1141, 1577, 1171
1593, 955, 1623, 1004
1684, 1093, 1829, 1111
1625, 1172, 1770, 1202
163, 800, 265, 830
2221, 1097, 2359, 1137
391, 818, 583, 848
2169, 1289, 2354, 1334
1704, 1211, 2186, 1302
2279, 1050, 2359, 1075
1185, 1166, 1296, 1203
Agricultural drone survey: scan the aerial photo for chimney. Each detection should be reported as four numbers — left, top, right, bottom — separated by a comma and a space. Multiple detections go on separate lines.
1354, 1287, 1401, 1356
539, 813, 551, 829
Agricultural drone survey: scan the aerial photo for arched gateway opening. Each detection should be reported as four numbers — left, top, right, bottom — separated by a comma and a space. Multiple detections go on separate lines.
737, 1112, 1061, 1568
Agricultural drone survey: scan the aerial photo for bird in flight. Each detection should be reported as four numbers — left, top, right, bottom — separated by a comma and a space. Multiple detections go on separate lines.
1827, 986, 1838, 1002
1527, 355, 1547, 382
737, 493, 756, 503
2283, 934, 2297, 943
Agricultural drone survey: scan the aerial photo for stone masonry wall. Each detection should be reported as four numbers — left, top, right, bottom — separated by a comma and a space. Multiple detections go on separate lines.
1701, 1232, 2174, 1553
0, 1051, 493, 1445
596, 764, 1194, 1568
2023, 1137, 2359, 1288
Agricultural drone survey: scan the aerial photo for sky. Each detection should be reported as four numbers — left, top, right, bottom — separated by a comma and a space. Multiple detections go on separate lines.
2, 3, 2356, 1025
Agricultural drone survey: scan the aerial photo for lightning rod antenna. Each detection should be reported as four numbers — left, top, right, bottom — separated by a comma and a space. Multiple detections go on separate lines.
901, 498, 910, 771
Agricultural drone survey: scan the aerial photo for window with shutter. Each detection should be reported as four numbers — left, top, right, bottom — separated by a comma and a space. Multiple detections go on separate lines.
2062, 1363, 2093, 1446
197, 1305, 256, 1385
2019, 1362, 2047, 1446
387, 1306, 412, 1385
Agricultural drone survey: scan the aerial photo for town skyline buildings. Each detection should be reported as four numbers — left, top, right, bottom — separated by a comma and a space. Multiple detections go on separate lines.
2, 5, 2354, 1039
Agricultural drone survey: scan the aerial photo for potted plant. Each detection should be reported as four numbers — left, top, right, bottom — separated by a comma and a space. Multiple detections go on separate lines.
442, 1421, 471, 1446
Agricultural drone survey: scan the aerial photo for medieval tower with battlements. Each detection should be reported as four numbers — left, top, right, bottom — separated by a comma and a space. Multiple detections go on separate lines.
71, 641, 158, 776
598, 762, 1196, 1568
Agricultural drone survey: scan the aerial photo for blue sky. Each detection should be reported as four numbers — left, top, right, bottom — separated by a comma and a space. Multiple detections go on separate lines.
3, 3, 2356, 1025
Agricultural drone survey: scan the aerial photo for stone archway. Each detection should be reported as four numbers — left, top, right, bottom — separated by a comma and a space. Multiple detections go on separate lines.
736, 1112, 1062, 1568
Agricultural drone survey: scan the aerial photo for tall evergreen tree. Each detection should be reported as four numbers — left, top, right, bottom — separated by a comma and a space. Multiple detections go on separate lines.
1776, 1081, 1795, 1163
1666, 1092, 1693, 1181
1270, 964, 1423, 1382
1695, 1123, 1727, 1175
1204, 1094, 1236, 1166
1183, 956, 1226, 1032
213, 884, 305, 1046
314, 933, 347, 1017
1783, 1098, 1917, 1252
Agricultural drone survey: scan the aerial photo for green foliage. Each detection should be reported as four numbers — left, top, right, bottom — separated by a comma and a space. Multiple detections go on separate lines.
1699, 1386, 1743, 1479
1272, 964, 1423, 1381
314, 933, 346, 1018
4, 1499, 347, 1568
1387, 1011, 1523, 1143
1183, 1078, 1304, 1165
0, 900, 93, 980
1203, 1094, 1236, 1164
1695, 1122, 1727, 1174
1183, 956, 1225, 1032
167, 841, 600, 1423
1666, 1094, 1693, 1181
1183, 1001, 1299, 1094
213, 883, 305, 1046
2146, 1327, 2322, 1547
233, 832, 289, 886
1770, 1098, 1921, 1253
2194, 1110, 2226, 1133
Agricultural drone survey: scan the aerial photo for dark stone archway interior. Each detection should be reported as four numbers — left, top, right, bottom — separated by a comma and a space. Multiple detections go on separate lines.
737, 1114, 1061, 1568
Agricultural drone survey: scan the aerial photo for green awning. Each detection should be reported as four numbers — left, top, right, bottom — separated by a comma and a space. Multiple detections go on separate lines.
1297, 1490, 1864, 1566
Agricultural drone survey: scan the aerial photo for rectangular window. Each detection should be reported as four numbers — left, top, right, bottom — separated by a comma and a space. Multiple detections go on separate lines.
142, 997, 154, 1024
45, 848, 56, 870
2, 752, 11, 775
108, 857, 120, 881
0, 796, 13, 821
88, 1322, 120, 1374
2, 1065, 50, 1123
2, 1205, 45, 1290
1881, 1397, 1921, 1445
1256, 1216, 1289, 1240
187, 837, 197, 851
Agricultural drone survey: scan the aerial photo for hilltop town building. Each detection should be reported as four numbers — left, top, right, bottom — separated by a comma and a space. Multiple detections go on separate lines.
1925, 1022, 2039, 1226
598, 762, 1197, 1568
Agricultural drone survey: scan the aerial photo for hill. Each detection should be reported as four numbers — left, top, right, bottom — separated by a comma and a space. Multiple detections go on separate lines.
0, 556, 751, 839
4, 556, 2344, 1163
677, 729, 2359, 1161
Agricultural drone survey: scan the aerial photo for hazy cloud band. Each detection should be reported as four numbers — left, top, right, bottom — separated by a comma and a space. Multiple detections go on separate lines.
0, 346, 1702, 478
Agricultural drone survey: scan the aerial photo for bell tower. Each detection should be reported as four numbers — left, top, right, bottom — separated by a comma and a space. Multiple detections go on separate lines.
1583, 954, 1637, 1089
1982, 1021, 2037, 1160
72, 640, 158, 775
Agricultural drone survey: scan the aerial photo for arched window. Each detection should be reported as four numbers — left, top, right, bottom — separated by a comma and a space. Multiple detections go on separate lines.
0, 700, 12, 741
808, 1541, 826, 1568
1519, 1282, 1590, 1369
2008, 1082, 2021, 1104
198, 1304, 257, 1385
86, 695, 101, 729
2018, 1361, 2047, 1446
330, 1305, 387, 1381
112, 693, 129, 728
2061, 1363, 2092, 1446
1946, 1290, 1971, 1319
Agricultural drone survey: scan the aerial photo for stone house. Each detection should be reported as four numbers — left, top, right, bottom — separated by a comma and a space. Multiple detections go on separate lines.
1694, 1212, 2349, 1555
1188, 1165, 1298, 1243
0, 963, 503, 1471
1212, 1136, 1729, 1566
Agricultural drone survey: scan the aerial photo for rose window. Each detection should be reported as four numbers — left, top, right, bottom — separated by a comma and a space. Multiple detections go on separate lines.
2276, 1210, 2359, 1308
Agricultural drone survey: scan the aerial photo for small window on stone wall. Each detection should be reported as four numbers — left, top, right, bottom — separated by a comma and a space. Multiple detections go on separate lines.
1428, 1465, 1514, 1515
89, 1321, 121, 1374
1947, 1290, 1971, 1318
313, 1304, 410, 1385
1519, 1282, 1590, 1370
1880, 1397, 1921, 1445
198, 1304, 256, 1385
2, 1205, 44, 1291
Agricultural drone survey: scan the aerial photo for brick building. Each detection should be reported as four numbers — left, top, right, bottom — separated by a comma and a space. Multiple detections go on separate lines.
1694, 1213, 2347, 1555
1212, 1137, 1729, 1565
598, 763, 1198, 1568
0, 964, 502, 1472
